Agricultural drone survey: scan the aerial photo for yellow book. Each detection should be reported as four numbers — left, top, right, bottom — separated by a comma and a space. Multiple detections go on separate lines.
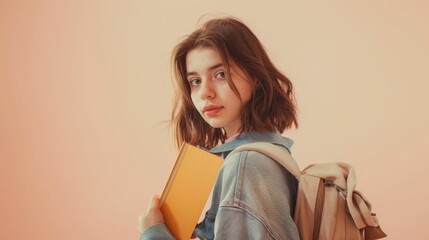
160, 142, 223, 240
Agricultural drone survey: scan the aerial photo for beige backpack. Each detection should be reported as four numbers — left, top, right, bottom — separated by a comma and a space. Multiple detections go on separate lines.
232, 142, 387, 240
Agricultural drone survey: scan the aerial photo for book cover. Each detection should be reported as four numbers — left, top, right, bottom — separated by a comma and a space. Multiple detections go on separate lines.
160, 142, 223, 240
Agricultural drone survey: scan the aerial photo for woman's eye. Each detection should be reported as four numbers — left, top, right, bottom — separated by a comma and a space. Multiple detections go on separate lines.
214, 71, 225, 79
189, 78, 201, 87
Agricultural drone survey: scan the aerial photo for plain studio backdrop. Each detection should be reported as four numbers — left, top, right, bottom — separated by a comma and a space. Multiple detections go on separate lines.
1, 0, 428, 239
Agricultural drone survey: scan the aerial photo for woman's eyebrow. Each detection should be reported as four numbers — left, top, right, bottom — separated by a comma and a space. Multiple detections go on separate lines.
186, 63, 223, 77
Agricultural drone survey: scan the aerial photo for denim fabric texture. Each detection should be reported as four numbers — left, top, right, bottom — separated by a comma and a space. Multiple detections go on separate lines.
141, 131, 299, 240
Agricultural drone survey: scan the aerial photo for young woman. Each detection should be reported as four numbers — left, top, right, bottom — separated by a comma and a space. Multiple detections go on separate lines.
139, 17, 300, 239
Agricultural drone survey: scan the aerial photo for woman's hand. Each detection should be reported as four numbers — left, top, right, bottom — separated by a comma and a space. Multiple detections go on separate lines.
138, 195, 165, 233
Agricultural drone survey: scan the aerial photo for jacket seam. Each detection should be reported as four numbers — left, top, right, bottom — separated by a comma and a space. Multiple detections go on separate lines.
219, 203, 280, 240
234, 150, 247, 202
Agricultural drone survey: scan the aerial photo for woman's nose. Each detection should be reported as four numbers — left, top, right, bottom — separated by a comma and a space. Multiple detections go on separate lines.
200, 79, 215, 100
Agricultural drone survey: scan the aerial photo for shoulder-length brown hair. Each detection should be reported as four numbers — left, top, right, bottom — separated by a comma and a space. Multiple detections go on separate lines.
171, 17, 298, 149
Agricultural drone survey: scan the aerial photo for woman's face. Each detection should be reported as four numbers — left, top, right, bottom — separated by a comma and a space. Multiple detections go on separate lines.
185, 47, 252, 138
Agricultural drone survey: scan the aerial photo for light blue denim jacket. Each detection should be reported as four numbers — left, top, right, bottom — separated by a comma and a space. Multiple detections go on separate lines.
141, 131, 300, 240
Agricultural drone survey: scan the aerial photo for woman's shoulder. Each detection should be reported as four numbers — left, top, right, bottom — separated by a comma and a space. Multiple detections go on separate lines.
223, 148, 286, 177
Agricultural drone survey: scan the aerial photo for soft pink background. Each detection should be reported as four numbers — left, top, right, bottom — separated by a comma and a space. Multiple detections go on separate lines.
1, 0, 428, 239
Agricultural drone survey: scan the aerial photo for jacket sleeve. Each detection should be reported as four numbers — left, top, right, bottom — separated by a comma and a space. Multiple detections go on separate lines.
212, 150, 300, 240
140, 224, 175, 240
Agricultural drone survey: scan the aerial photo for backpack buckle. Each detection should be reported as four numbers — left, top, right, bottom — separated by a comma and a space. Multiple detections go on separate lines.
324, 180, 347, 198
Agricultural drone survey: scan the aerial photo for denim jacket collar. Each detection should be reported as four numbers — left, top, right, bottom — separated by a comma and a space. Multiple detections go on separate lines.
209, 131, 294, 157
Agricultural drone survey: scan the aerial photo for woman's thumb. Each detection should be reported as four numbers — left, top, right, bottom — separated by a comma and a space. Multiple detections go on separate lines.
149, 195, 160, 210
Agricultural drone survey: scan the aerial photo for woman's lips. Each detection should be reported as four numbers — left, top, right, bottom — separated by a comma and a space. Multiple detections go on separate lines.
203, 105, 223, 117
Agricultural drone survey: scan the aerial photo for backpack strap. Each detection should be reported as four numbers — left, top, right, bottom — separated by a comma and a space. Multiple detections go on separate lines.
230, 142, 301, 180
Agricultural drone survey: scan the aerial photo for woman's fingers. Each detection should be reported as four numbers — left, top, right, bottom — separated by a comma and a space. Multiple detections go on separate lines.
139, 195, 165, 234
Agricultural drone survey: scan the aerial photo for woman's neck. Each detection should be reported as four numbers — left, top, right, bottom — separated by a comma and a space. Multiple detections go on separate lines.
225, 132, 240, 143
